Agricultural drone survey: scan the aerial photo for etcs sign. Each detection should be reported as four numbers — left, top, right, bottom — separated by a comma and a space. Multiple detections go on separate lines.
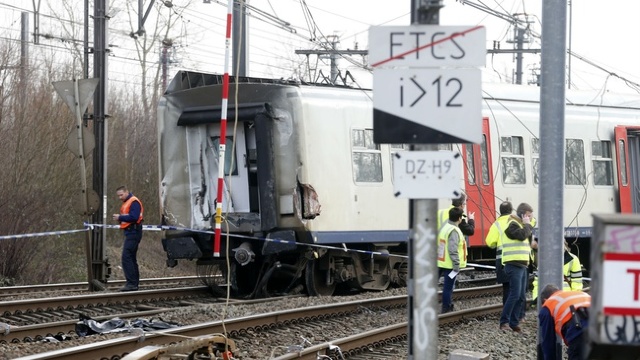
369, 25, 486, 68
369, 25, 485, 145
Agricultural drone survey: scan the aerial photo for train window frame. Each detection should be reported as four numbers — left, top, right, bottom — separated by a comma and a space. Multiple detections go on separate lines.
465, 145, 476, 185
351, 128, 383, 183
500, 136, 526, 185
211, 136, 238, 176
591, 140, 614, 186
565, 138, 586, 186
619, 139, 628, 186
531, 138, 540, 185
480, 135, 490, 185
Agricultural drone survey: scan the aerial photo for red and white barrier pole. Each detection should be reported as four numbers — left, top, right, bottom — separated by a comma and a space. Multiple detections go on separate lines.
213, 0, 234, 257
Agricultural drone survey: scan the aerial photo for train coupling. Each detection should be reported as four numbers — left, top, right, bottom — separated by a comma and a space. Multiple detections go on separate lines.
233, 242, 255, 266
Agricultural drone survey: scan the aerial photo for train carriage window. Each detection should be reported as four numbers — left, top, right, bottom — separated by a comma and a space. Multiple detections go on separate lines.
500, 136, 526, 184
352, 129, 382, 183
481, 135, 490, 185
531, 138, 540, 185
211, 136, 238, 176
565, 139, 586, 185
592, 140, 614, 186
465, 145, 476, 185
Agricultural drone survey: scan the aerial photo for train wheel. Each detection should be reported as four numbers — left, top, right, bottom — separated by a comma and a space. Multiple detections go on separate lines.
196, 260, 228, 297
305, 257, 336, 296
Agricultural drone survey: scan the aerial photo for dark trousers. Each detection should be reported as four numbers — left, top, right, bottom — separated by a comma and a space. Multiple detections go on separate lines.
439, 268, 457, 312
122, 228, 143, 287
502, 282, 510, 306
567, 331, 586, 360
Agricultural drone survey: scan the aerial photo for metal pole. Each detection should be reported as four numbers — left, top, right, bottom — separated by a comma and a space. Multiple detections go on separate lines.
84, 0, 89, 79
232, 0, 247, 76
20, 12, 28, 87
409, 2, 440, 360
537, 0, 567, 359
567, 0, 572, 89
161, 42, 168, 90
330, 37, 338, 84
515, 27, 524, 85
90, 0, 109, 291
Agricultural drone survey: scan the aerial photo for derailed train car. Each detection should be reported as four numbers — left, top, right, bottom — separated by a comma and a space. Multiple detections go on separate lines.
158, 70, 640, 297
158, 71, 409, 297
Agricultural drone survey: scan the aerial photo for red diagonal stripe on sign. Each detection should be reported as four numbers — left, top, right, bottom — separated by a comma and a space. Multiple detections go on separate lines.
371, 25, 484, 68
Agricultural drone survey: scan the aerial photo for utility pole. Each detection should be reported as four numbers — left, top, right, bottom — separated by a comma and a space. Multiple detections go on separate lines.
507, 27, 526, 85
20, 12, 28, 88
90, 0, 110, 291
409, 2, 440, 359
295, 43, 367, 84
232, 0, 247, 76
537, 0, 567, 358
161, 39, 172, 90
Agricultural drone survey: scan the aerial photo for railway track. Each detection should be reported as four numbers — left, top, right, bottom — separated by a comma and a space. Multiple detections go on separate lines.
0, 286, 215, 343
8, 285, 502, 359
0, 276, 201, 298
271, 304, 503, 360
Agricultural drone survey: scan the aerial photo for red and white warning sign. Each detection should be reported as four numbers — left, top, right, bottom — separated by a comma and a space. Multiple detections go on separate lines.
602, 253, 640, 315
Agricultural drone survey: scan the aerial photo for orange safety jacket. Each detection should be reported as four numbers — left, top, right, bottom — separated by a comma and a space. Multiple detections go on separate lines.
542, 291, 590, 343
119, 195, 144, 229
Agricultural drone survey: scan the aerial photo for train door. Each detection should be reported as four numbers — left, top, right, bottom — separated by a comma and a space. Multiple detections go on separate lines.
462, 117, 496, 248
208, 123, 251, 212
615, 126, 640, 213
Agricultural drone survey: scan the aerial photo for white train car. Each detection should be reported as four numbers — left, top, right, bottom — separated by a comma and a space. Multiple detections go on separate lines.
158, 72, 409, 296
157, 71, 640, 296
463, 83, 640, 265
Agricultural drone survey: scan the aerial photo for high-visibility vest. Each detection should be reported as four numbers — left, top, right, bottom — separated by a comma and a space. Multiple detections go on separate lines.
119, 195, 144, 229
532, 276, 572, 301
437, 222, 467, 269
501, 219, 531, 264
484, 215, 511, 260
437, 206, 454, 234
564, 253, 583, 291
542, 291, 591, 343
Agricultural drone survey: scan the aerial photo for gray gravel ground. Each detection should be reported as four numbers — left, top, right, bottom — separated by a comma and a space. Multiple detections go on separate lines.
0, 284, 546, 359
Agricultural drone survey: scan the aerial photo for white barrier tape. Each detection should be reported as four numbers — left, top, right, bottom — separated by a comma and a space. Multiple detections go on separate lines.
84, 222, 409, 260
0, 228, 89, 241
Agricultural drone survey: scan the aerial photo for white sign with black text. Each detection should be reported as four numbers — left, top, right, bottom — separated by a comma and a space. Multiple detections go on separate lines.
392, 150, 462, 199
373, 68, 482, 144
369, 25, 486, 68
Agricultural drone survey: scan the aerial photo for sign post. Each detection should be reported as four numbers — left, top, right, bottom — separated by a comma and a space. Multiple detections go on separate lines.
589, 214, 640, 358
369, 4, 485, 359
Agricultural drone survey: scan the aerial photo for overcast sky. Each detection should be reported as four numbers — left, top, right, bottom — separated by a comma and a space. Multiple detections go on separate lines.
0, 0, 638, 94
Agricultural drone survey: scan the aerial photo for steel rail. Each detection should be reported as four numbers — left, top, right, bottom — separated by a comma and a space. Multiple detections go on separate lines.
0, 276, 201, 297
13, 296, 409, 360
10, 286, 503, 359
0, 286, 211, 317
271, 304, 504, 359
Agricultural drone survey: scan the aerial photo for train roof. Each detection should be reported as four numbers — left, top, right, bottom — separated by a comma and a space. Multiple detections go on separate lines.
165, 70, 640, 110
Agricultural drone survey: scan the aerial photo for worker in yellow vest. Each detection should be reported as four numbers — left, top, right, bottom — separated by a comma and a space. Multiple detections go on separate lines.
484, 201, 513, 305
437, 193, 475, 238
437, 207, 467, 313
499, 203, 534, 333
532, 242, 584, 303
